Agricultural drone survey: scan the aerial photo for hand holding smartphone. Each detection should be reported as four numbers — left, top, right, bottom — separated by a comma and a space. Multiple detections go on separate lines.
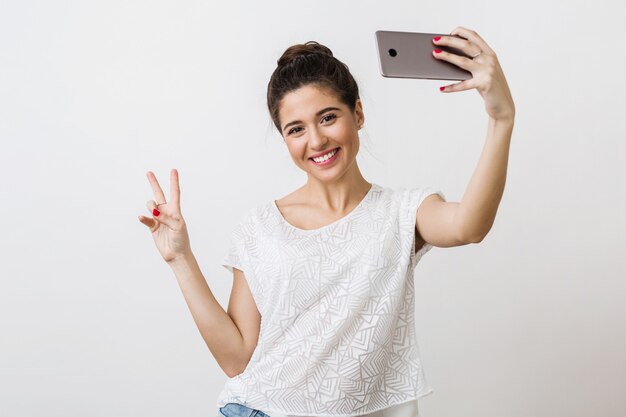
375, 30, 473, 81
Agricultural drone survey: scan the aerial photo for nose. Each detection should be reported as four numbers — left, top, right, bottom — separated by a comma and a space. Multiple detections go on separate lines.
308, 125, 329, 150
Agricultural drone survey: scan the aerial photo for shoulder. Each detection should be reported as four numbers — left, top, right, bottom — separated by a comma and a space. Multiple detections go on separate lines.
376, 184, 446, 221
274, 185, 305, 206
372, 183, 419, 206
227, 202, 266, 236
398, 186, 445, 206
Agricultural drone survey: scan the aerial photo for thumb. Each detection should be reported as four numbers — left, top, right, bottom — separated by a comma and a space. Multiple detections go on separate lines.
138, 215, 158, 232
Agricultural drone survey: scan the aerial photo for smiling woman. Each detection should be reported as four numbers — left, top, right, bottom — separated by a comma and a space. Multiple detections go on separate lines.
139, 28, 514, 417
213, 40, 448, 417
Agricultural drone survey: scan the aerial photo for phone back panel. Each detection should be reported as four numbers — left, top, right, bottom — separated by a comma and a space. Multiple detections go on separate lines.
375, 30, 472, 81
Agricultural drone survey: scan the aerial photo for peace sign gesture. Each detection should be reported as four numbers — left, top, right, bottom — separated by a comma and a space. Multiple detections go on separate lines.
433, 26, 516, 121
138, 169, 192, 264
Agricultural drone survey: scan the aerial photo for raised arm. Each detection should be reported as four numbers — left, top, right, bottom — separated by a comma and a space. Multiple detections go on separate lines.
416, 26, 516, 246
416, 118, 514, 246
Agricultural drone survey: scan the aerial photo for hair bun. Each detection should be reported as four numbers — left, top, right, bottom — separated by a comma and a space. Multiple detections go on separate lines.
277, 41, 334, 67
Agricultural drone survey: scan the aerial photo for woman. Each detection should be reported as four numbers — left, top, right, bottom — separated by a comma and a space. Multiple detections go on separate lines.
138, 26, 515, 417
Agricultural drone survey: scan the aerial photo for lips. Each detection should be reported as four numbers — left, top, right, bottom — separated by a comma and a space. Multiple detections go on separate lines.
309, 147, 339, 161
309, 147, 340, 166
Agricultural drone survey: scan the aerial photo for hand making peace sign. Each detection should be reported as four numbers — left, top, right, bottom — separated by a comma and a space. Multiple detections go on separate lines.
138, 169, 192, 264
433, 26, 516, 121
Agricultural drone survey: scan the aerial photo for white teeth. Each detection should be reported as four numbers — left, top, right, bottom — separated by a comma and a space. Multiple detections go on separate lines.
312, 148, 337, 162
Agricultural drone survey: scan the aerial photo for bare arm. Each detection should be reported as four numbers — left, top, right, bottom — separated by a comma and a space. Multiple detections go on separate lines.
168, 252, 248, 378
427, 27, 516, 243
456, 117, 514, 242
415, 117, 514, 246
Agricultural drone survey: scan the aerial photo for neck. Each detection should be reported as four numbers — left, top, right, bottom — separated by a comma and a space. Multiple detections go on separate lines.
303, 162, 371, 212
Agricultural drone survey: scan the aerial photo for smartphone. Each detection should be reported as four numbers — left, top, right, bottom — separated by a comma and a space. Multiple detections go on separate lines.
375, 30, 473, 81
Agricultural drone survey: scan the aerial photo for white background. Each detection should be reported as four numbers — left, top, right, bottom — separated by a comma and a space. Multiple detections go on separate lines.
1, 1, 624, 416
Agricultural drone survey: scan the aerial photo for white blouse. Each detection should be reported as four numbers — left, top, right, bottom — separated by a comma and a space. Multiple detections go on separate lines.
217, 183, 445, 417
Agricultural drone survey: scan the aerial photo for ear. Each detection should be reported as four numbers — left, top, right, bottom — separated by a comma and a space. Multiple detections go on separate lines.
355, 99, 365, 127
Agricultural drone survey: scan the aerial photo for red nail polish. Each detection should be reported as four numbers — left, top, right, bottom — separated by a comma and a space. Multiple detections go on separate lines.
153, 209, 160, 216
440, 86, 445, 91
434, 49, 442, 54
433, 36, 441, 42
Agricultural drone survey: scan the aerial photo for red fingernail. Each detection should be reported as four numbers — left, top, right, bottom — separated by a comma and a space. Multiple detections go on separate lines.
433, 36, 441, 42
153, 209, 160, 216
434, 49, 442, 54
440, 86, 445, 91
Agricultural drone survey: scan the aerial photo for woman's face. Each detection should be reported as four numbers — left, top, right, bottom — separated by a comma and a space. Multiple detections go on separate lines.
278, 84, 364, 182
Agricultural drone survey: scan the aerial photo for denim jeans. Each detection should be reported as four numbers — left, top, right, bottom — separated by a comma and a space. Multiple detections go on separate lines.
218, 399, 419, 417
218, 402, 269, 417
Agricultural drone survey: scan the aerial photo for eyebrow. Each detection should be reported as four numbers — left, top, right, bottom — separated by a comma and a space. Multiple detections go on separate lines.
282, 107, 341, 133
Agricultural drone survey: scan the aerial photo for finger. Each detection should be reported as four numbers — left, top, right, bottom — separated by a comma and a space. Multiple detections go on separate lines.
170, 168, 180, 208
433, 34, 474, 54
432, 48, 474, 71
449, 26, 494, 55
440, 79, 476, 93
145, 200, 181, 231
146, 200, 160, 212
433, 34, 482, 60
138, 214, 158, 232
146, 171, 167, 206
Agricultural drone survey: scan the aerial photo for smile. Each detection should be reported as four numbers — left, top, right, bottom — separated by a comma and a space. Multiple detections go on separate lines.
309, 148, 340, 166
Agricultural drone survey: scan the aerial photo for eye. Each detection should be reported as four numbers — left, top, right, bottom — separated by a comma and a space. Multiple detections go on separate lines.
322, 113, 337, 123
287, 113, 337, 136
287, 126, 302, 135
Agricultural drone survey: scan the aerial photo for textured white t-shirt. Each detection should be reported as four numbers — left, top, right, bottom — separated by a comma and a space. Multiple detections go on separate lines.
217, 183, 446, 417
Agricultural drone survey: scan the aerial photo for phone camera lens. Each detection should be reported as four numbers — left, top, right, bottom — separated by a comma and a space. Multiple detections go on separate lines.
388, 48, 397, 57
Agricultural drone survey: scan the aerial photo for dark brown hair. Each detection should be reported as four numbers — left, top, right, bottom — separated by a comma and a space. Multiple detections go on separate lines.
267, 41, 360, 136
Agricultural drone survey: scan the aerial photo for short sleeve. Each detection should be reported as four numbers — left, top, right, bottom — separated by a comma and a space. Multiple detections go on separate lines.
222, 221, 246, 274
403, 187, 447, 265
222, 214, 265, 312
